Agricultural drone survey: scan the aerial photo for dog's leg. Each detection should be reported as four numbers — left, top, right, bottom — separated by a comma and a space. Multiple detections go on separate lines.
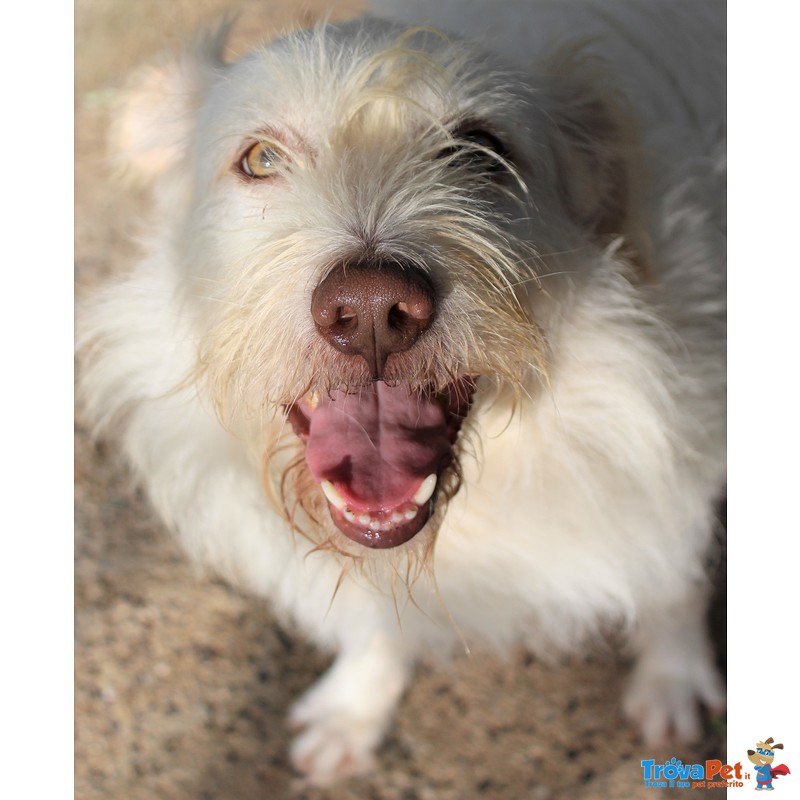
288, 633, 411, 786
623, 587, 724, 745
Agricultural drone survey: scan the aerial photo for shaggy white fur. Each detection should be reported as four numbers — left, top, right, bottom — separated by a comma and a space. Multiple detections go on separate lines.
78, 0, 726, 786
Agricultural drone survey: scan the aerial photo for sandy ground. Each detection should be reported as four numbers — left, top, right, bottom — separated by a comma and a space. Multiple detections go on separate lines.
74, 2, 727, 798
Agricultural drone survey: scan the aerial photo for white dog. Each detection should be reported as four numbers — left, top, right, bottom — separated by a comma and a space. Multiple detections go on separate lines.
78, 0, 726, 786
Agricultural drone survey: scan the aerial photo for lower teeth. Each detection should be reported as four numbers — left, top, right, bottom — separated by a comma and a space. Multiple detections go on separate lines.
339, 505, 419, 530
321, 475, 436, 531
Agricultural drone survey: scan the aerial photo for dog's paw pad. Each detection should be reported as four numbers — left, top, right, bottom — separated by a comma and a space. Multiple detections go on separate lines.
289, 710, 379, 786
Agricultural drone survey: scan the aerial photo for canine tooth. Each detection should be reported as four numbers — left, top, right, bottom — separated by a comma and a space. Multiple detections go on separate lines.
403, 507, 418, 521
320, 480, 346, 511
412, 474, 437, 505
306, 390, 319, 410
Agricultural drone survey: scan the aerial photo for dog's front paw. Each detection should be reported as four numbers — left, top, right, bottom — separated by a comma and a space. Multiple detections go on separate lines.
287, 638, 410, 786
623, 651, 725, 746
289, 700, 383, 786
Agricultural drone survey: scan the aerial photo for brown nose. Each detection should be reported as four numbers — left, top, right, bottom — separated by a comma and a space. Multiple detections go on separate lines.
311, 260, 435, 379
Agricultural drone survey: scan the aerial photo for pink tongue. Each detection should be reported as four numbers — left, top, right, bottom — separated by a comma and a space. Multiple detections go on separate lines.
304, 382, 451, 510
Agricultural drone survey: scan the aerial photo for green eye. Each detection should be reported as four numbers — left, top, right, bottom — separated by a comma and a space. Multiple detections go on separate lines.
240, 141, 284, 178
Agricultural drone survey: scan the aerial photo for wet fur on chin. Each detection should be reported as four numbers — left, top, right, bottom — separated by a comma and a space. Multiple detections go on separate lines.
78, 1, 726, 786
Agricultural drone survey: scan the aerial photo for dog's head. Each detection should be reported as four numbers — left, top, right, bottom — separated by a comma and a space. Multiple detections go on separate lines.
112, 18, 644, 560
747, 739, 784, 767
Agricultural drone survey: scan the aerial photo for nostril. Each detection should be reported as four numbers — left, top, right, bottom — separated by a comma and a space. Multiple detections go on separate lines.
312, 298, 356, 328
388, 302, 429, 334
329, 307, 358, 338
338, 306, 357, 323
394, 298, 431, 321
388, 304, 408, 330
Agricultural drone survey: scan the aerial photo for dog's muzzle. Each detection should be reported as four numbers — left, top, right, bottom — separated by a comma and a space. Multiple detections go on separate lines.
286, 260, 474, 549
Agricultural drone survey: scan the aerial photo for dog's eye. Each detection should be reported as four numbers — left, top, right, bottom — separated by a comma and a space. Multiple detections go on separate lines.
240, 142, 285, 179
439, 128, 511, 175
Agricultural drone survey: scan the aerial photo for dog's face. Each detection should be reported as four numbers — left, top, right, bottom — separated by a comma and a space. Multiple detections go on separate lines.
114, 19, 637, 559
747, 740, 783, 767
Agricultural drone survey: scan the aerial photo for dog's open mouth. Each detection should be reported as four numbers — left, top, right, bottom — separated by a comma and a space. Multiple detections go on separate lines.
287, 378, 475, 548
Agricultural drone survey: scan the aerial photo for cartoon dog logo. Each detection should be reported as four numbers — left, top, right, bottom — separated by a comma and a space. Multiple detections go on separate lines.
747, 738, 791, 791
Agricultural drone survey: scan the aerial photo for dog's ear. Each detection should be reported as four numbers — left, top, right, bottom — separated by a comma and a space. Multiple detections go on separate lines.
542, 46, 652, 275
109, 22, 231, 183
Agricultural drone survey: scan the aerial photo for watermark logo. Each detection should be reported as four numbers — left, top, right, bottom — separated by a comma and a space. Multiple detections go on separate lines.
640, 757, 746, 789
746, 737, 791, 791
640, 737, 792, 791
